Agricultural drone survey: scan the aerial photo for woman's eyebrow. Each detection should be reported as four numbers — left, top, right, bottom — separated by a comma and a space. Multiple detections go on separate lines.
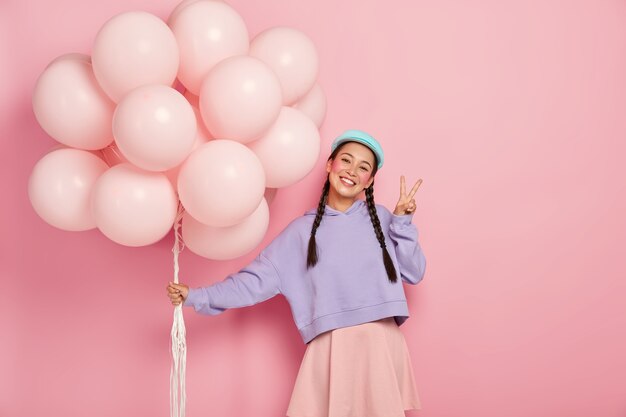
340, 152, 372, 168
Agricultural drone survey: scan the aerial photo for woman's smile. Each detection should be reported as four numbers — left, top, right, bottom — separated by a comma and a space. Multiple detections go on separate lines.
339, 176, 356, 187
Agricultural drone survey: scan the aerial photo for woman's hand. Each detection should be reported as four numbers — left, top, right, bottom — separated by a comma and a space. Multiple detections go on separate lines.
166, 282, 189, 306
393, 175, 422, 215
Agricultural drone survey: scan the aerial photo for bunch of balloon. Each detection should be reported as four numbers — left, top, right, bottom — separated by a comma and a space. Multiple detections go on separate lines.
28, 1, 327, 417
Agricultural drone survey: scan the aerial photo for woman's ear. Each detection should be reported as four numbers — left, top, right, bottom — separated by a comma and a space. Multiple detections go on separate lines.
326, 159, 332, 173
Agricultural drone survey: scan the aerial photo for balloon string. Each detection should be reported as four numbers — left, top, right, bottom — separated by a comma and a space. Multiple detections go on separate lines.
170, 202, 186, 417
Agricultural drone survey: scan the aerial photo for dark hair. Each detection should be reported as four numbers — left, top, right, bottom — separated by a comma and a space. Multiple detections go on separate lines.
306, 142, 398, 283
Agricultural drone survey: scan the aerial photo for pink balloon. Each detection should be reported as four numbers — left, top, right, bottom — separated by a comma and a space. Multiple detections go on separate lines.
264, 187, 278, 206
199, 56, 282, 143
32, 54, 115, 150
91, 163, 178, 247
28, 148, 109, 231
113, 85, 196, 171
178, 139, 265, 227
169, 0, 248, 95
293, 83, 327, 128
92, 12, 179, 102
182, 198, 269, 260
248, 107, 320, 188
249, 27, 319, 105
165, 107, 213, 192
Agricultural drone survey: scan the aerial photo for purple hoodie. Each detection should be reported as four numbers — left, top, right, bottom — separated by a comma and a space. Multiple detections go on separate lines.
183, 198, 426, 344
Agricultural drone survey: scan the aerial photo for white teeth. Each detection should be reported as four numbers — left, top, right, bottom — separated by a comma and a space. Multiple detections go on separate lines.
340, 177, 355, 185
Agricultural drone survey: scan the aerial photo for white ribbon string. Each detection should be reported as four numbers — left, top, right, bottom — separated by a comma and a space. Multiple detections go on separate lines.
170, 203, 187, 417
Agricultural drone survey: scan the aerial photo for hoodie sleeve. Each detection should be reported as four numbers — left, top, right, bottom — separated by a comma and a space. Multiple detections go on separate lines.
183, 252, 282, 315
388, 213, 427, 285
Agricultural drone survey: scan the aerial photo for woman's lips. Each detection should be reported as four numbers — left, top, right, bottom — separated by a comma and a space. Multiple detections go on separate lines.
340, 176, 356, 187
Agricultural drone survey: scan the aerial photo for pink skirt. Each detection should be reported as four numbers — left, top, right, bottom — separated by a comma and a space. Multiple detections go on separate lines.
286, 317, 422, 417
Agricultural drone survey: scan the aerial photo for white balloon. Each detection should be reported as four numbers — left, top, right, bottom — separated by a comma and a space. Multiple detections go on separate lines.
92, 11, 179, 102
32, 54, 114, 150
28, 148, 108, 231
177, 140, 266, 227
91, 163, 178, 247
112, 85, 196, 171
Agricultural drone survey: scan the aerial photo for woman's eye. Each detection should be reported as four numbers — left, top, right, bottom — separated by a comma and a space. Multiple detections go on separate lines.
341, 158, 350, 163
360, 167, 368, 172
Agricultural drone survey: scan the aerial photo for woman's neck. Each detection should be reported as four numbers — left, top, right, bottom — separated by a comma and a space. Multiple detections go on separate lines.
326, 189, 356, 212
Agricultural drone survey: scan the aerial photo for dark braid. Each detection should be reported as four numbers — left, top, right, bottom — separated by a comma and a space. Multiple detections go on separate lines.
365, 184, 398, 283
306, 177, 330, 268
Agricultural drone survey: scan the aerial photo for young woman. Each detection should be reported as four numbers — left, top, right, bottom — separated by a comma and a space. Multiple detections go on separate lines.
167, 129, 426, 417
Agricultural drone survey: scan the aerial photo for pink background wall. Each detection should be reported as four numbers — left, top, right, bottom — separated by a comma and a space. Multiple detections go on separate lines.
2, 0, 626, 416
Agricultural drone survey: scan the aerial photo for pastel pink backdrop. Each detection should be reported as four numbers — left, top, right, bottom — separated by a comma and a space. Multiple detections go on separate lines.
2, 1, 625, 417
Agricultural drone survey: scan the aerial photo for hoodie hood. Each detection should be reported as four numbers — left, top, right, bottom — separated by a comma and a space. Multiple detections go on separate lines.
305, 199, 367, 216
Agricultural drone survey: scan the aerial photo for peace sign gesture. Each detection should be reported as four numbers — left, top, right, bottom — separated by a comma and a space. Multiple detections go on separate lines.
393, 175, 422, 216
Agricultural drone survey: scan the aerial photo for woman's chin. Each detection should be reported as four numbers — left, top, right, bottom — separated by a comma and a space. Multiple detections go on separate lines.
335, 187, 363, 198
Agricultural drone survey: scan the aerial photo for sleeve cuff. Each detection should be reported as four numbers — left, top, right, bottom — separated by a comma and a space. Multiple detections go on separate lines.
391, 212, 414, 226
183, 287, 205, 308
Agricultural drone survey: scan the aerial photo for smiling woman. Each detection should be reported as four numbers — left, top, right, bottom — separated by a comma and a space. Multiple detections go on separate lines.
168, 128, 427, 417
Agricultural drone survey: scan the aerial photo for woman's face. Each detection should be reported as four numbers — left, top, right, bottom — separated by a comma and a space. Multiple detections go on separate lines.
326, 141, 376, 198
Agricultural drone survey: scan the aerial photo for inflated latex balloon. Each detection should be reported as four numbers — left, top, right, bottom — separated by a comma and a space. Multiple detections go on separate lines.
199, 55, 282, 143
113, 84, 196, 171
293, 83, 327, 128
169, 0, 248, 95
91, 163, 178, 247
178, 139, 265, 227
182, 198, 269, 260
248, 107, 320, 188
249, 26, 318, 105
92, 11, 179, 102
28, 148, 108, 231
32, 54, 114, 150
